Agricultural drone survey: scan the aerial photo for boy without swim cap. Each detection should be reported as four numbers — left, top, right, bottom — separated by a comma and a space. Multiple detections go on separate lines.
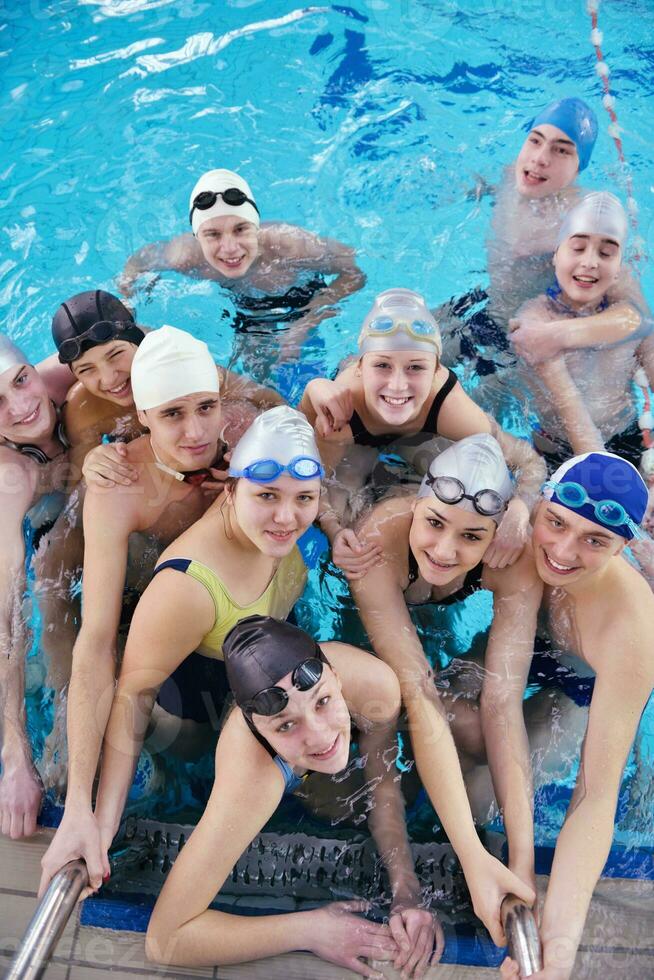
52, 290, 144, 364
556, 191, 627, 248
131, 325, 220, 411
0, 334, 29, 376
542, 451, 647, 540
527, 97, 598, 172
189, 168, 260, 236
224, 615, 324, 710
358, 288, 442, 357
418, 433, 513, 523
228, 405, 322, 477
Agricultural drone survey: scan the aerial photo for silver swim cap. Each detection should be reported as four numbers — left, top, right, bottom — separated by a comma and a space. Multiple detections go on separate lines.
229, 406, 322, 482
189, 168, 260, 236
358, 288, 442, 357
131, 325, 220, 411
0, 334, 29, 376
556, 191, 627, 248
417, 433, 513, 523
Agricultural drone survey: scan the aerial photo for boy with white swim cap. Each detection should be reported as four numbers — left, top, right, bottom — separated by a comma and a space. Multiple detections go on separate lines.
508, 192, 654, 496
120, 166, 365, 363
481, 450, 654, 978
40, 323, 268, 895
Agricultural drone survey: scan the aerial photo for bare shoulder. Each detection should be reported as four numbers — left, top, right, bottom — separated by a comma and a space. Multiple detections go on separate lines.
261, 222, 320, 260
0, 445, 37, 512
357, 494, 413, 541
516, 294, 552, 319
484, 539, 542, 597
165, 232, 204, 270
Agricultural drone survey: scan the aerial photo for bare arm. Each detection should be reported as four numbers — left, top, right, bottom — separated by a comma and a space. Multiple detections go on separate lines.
0, 458, 43, 839
94, 570, 214, 838
119, 234, 203, 296
531, 356, 605, 455
480, 557, 543, 890
539, 615, 654, 979
219, 366, 285, 411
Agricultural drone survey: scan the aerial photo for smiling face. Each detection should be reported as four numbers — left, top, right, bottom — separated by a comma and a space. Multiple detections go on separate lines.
0, 363, 56, 445
229, 473, 321, 557
532, 500, 625, 587
408, 497, 496, 585
71, 340, 139, 406
139, 391, 222, 471
515, 123, 579, 198
251, 663, 351, 774
360, 350, 438, 427
196, 214, 260, 278
553, 233, 621, 310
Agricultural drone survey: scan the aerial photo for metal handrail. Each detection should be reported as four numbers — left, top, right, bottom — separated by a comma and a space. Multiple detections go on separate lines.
5, 860, 89, 980
501, 893, 543, 977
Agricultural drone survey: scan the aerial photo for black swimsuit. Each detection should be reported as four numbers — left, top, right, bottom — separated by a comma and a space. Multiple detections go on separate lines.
349, 369, 458, 449
405, 548, 484, 607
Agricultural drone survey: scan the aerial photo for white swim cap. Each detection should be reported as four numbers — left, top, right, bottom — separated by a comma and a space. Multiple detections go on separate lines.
229, 406, 322, 479
0, 334, 28, 376
131, 325, 220, 411
417, 433, 513, 523
189, 168, 260, 236
358, 288, 441, 357
557, 191, 627, 248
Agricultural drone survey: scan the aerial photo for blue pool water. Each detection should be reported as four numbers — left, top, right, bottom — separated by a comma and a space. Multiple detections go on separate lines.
3, 0, 654, 882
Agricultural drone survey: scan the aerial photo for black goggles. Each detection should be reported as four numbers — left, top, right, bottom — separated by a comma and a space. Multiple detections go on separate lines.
189, 188, 260, 226
425, 474, 508, 517
58, 320, 139, 364
241, 654, 325, 718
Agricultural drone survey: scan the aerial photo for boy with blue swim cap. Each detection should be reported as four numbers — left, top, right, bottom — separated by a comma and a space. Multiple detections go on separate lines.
479, 449, 654, 978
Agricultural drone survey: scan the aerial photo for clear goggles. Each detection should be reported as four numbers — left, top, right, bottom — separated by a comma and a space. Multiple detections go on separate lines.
365, 315, 438, 341
241, 655, 325, 717
230, 455, 324, 483
543, 480, 644, 539
425, 474, 508, 517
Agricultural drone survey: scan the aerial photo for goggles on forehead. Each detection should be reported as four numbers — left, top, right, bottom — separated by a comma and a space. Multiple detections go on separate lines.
58, 321, 138, 364
543, 480, 645, 539
366, 315, 438, 341
230, 455, 324, 483
189, 187, 260, 226
241, 654, 325, 717
425, 474, 508, 517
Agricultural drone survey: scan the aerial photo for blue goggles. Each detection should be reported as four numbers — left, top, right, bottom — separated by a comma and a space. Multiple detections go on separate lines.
367, 316, 437, 340
543, 480, 645, 540
230, 455, 324, 483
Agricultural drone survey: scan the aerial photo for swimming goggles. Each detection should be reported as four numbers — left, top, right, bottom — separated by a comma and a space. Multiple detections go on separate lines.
543, 480, 645, 539
425, 474, 508, 517
189, 188, 260, 226
58, 320, 140, 364
365, 316, 437, 341
241, 654, 325, 717
229, 455, 324, 483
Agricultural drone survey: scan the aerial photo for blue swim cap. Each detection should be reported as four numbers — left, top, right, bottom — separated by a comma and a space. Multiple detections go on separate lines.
526, 98, 598, 172
542, 451, 648, 540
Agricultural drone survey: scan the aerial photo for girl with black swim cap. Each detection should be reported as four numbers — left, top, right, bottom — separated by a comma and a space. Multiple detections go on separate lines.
144, 615, 442, 977
334, 434, 535, 946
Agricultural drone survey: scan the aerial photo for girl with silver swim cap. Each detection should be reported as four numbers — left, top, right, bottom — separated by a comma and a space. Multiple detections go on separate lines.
329, 433, 533, 942
91, 407, 324, 870
300, 287, 544, 565
144, 612, 442, 972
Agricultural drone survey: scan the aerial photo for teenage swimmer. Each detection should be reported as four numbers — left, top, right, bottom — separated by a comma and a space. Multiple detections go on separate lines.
40, 405, 321, 895
334, 434, 535, 943
119, 168, 365, 357
300, 288, 545, 567
52, 289, 283, 484
0, 336, 74, 838
136, 616, 440, 977
476, 452, 654, 980
508, 192, 654, 474
38, 326, 260, 888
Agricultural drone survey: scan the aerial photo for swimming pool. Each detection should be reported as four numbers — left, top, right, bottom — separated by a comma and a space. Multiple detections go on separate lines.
3, 0, 654, 956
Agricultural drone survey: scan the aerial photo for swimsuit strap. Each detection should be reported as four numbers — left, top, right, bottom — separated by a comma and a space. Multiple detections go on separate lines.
407, 546, 420, 585
427, 368, 458, 433
152, 558, 193, 576
350, 370, 458, 448
405, 550, 483, 606
546, 282, 609, 316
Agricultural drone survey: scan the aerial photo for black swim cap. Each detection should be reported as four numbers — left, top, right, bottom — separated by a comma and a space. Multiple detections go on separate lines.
224, 615, 324, 709
52, 290, 145, 364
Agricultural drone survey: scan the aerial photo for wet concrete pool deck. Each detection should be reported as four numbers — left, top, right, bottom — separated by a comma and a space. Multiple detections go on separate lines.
1, 829, 652, 978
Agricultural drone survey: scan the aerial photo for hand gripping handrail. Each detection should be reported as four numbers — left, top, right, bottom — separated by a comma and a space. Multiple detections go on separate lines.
5, 860, 89, 980
501, 893, 543, 977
